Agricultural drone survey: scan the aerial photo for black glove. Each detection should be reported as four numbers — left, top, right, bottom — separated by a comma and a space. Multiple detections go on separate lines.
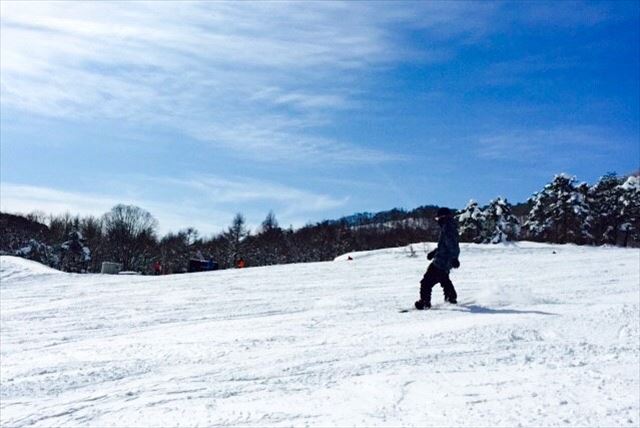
427, 250, 436, 260
452, 258, 460, 269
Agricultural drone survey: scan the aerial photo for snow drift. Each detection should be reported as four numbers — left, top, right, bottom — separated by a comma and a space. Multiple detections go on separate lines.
1, 243, 639, 427
0, 255, 63, 282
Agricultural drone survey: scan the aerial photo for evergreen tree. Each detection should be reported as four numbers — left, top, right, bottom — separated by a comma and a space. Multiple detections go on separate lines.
224, 213, 248, 264
251, 211, 290, 265
456, 200, 485, 243
58, 229, 91, 272
16, 239, 56, 266
588, 173, 625, 245
574, 182, 594, 244
525, 174, 591, 244
482, 197, 520, 243
261, 210, 279, 232
618, 175, 640, 247
524, 189, 553, 242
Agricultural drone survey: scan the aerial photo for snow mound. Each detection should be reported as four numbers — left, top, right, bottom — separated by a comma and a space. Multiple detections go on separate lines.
0, 256, 62, 283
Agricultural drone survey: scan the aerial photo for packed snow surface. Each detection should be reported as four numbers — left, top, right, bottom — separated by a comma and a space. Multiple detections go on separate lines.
1, 243, 639, 427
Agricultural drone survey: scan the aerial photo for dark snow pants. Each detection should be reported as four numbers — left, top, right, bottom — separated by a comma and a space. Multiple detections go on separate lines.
420, 263, 457, 304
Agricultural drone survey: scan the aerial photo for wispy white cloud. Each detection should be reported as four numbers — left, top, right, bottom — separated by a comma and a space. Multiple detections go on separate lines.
186, 117, 408, 164
475, 125, 626, 162
0, 174, 348, 235
0, 183, 120, 218
142, 173, 348, 211
0, 1, 498, 164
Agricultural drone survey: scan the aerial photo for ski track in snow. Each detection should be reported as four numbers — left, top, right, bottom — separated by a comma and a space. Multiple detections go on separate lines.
1, 242, 639, 427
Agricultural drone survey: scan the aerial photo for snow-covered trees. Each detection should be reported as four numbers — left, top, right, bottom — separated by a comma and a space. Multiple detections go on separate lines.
618, 175, 640, 247
588, 173, 626, 245
524, 174, 592, 244
482, 198, 521, 243
456, 173, 637, 246
456, 198, 520, 244
58, 229, 91, 273
1, 213, 56, 266
16, 239, 56, 266
2, 172, 639, 274
457, 200, 485, 243
523, 173, 639, 246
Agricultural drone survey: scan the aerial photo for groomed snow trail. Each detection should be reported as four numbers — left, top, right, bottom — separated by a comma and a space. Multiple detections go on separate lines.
1, 243, 639, 427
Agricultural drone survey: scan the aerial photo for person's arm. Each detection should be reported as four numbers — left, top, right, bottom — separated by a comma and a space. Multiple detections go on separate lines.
443, 224, 460, 262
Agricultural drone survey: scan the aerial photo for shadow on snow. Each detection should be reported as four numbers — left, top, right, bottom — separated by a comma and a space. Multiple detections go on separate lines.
453, 304, 556, 316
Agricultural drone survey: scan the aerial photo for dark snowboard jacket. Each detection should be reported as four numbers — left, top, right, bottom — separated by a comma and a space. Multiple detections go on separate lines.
432, 217, 460, 273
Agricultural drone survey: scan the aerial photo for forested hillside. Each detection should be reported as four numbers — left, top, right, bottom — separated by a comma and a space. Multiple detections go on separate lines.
1, 173, 638, 274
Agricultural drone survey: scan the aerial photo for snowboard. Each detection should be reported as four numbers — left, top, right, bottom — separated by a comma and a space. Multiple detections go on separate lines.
398, 305, 451, 313
398, 299, 472, 313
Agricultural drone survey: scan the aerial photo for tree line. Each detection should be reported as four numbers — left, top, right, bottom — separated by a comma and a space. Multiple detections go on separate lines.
1, 172, 638, 274
456, 173, 639, 247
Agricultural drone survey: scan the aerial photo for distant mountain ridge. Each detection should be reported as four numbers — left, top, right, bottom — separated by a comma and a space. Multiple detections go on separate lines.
332, 202, 532, 228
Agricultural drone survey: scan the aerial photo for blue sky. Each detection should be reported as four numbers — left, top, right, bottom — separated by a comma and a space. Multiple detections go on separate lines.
1, 1, 638, 235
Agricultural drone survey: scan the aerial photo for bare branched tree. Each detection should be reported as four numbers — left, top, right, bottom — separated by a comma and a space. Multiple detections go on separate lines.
102, 205, 158, 271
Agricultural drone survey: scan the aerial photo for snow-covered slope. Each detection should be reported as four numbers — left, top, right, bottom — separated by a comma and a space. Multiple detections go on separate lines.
0, 256, 63, 282
1, 243, 639, 427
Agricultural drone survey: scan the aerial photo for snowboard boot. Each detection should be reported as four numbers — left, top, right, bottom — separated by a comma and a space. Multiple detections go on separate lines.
415, 300, 431, 310
444, 296, 458, 304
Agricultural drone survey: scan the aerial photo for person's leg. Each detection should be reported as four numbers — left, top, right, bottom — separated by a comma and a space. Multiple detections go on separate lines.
418, 264, 439, 308
441, 272, 458, 303
440, 282, 449, 301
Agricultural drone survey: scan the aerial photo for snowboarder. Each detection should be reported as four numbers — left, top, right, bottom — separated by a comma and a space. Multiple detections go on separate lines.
415, 207, 460, 310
